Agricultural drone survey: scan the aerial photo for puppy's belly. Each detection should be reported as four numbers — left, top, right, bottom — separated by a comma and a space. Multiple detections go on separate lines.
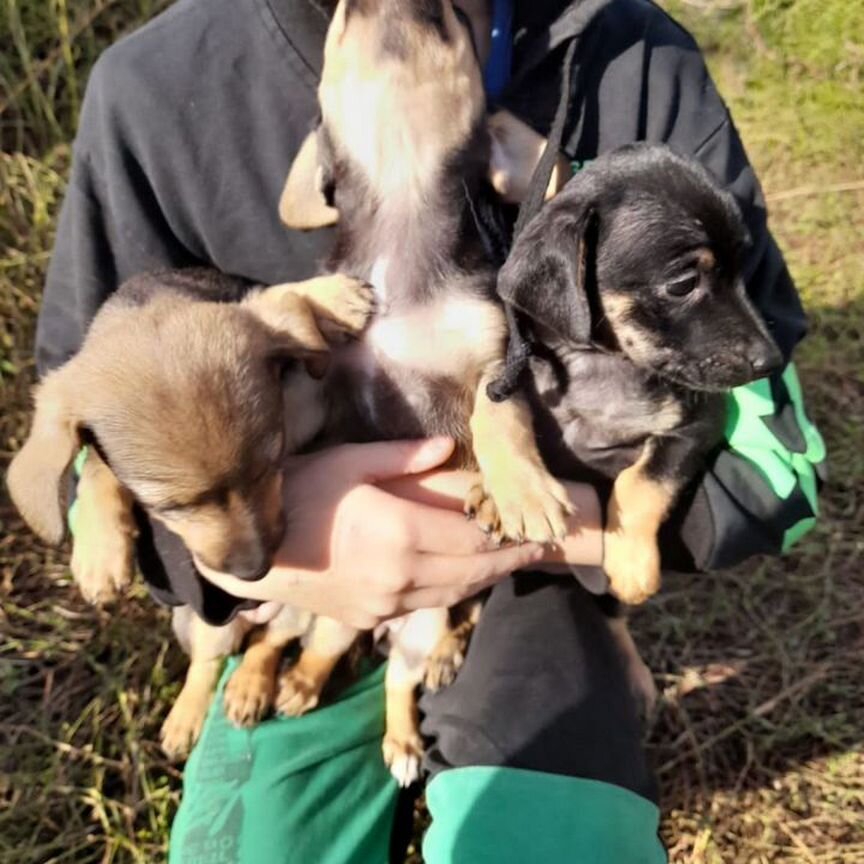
364, 295, 504, 378
334, 295, 505, 443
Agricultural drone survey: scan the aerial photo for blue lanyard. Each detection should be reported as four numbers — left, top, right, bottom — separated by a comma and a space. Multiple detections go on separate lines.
482, 0, 513, 103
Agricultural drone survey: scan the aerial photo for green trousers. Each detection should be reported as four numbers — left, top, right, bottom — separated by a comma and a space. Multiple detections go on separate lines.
169, 659, 665, 864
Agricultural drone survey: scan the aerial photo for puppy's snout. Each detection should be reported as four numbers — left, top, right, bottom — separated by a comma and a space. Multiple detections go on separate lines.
223, 545, 273, 582
746, 341, 783, 378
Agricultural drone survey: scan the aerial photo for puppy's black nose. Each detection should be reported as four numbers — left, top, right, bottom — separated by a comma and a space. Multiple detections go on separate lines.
231, 560, 271, 582
224, 548, 272, 581
748, 342, 783, 377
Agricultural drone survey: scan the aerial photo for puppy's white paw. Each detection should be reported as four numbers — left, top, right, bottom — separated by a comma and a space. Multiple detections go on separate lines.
382, 734, 424, 787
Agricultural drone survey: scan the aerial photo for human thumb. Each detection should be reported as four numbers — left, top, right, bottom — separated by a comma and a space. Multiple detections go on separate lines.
358, 437, 455, 483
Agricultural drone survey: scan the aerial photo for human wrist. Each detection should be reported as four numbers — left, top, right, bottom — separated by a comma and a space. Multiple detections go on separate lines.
540, 482, 603, 568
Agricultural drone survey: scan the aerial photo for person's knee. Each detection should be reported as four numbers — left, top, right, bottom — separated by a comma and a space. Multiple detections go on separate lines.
421, 573, 657, 803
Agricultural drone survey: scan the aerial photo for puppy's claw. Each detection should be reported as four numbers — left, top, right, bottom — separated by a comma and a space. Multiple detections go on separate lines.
382, 734, 424, 787
275, 667, 322, 717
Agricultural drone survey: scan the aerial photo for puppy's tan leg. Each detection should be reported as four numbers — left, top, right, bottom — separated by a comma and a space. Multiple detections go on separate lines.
383, 607, 450, 787
468, 364, 572, 544
424, 601, 481, 691
607, 616, 658, 716
604, 440, 676, 605
275, 615, 358, 717
223, 605, 313, 728
244, 274, 374, 348
70, 449, 137, 605
161, 608, 243, 760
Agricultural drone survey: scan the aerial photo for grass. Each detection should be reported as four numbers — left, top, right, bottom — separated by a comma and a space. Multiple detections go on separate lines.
1, 0, 862, 861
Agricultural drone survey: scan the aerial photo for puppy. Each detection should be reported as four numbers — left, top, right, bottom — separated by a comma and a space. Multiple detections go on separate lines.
498, 144, 783, 604
277, 0, 578, 783
7, 267, 374, 757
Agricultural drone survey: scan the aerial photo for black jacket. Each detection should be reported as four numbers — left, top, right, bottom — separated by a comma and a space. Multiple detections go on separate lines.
37, 0, 818, 622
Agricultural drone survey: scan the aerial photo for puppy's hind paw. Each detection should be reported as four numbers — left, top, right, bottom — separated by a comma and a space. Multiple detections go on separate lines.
424, 621, 474, 691
161, 700, 208, 762
382, 733, 424, 788
275, 667, 323, 717
223, 666, 277, 728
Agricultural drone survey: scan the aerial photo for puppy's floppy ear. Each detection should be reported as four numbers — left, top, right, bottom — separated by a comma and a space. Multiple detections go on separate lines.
279, 130, 339, 230
7, 368, 84, 544
487, 110, 572, 204
497, 193, 596, 345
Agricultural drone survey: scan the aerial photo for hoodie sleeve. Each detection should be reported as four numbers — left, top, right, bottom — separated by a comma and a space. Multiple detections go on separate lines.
35, 45, 201, 375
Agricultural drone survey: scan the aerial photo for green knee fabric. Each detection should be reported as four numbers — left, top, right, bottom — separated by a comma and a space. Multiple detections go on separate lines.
424, 767, 667, 864
169, 659, 398, 864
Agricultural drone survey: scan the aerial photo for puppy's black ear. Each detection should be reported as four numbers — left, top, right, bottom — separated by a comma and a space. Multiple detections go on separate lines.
279, 128, 340, 230
498, 194, 596, 344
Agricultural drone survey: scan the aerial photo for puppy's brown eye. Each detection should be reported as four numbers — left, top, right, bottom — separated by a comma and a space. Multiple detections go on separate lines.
666, 273, 700, 297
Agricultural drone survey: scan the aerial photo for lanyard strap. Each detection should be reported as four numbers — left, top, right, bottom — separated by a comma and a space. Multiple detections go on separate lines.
487, 36, 577, 402
483, 0, 514, 102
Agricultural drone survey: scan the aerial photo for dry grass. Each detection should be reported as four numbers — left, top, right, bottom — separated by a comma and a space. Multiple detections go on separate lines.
1, 0, 862, 862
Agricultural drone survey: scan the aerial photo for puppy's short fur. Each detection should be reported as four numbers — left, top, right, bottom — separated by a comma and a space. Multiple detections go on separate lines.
499, 144, 783, 603
7, 268, 374, 757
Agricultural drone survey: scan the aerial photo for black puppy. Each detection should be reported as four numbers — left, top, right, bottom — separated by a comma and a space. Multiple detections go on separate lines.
499, 143, 783, 604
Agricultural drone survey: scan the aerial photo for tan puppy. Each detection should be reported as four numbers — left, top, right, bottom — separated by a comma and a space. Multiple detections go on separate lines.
7, 268, 373, 757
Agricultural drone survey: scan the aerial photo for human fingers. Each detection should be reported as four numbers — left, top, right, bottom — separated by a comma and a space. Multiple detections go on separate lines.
404, 541, 545, 592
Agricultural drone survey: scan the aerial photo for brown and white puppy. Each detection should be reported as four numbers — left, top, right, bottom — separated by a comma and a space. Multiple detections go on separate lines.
7, 267, 374, 758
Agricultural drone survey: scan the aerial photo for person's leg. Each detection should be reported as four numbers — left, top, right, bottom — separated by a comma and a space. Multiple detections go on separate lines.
168, 658, 400, 864
420, 572, 667, 864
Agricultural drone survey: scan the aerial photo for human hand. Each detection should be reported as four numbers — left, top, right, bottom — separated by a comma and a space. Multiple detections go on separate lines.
198, 438, 548, 629
382, 469, 603, 572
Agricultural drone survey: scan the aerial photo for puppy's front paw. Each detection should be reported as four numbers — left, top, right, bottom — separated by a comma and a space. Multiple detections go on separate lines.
275, 667, 323, 717
382, 733, 424, 788
603, 530, 661, 605
467, 459, 573, 545
223, 665, 277, 728
161, 696, 210, 761
70, 529, 135, 606
307, 274, 376, 341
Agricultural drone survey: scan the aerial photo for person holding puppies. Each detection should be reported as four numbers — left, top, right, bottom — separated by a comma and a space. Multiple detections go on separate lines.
33, 0, 825, 861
